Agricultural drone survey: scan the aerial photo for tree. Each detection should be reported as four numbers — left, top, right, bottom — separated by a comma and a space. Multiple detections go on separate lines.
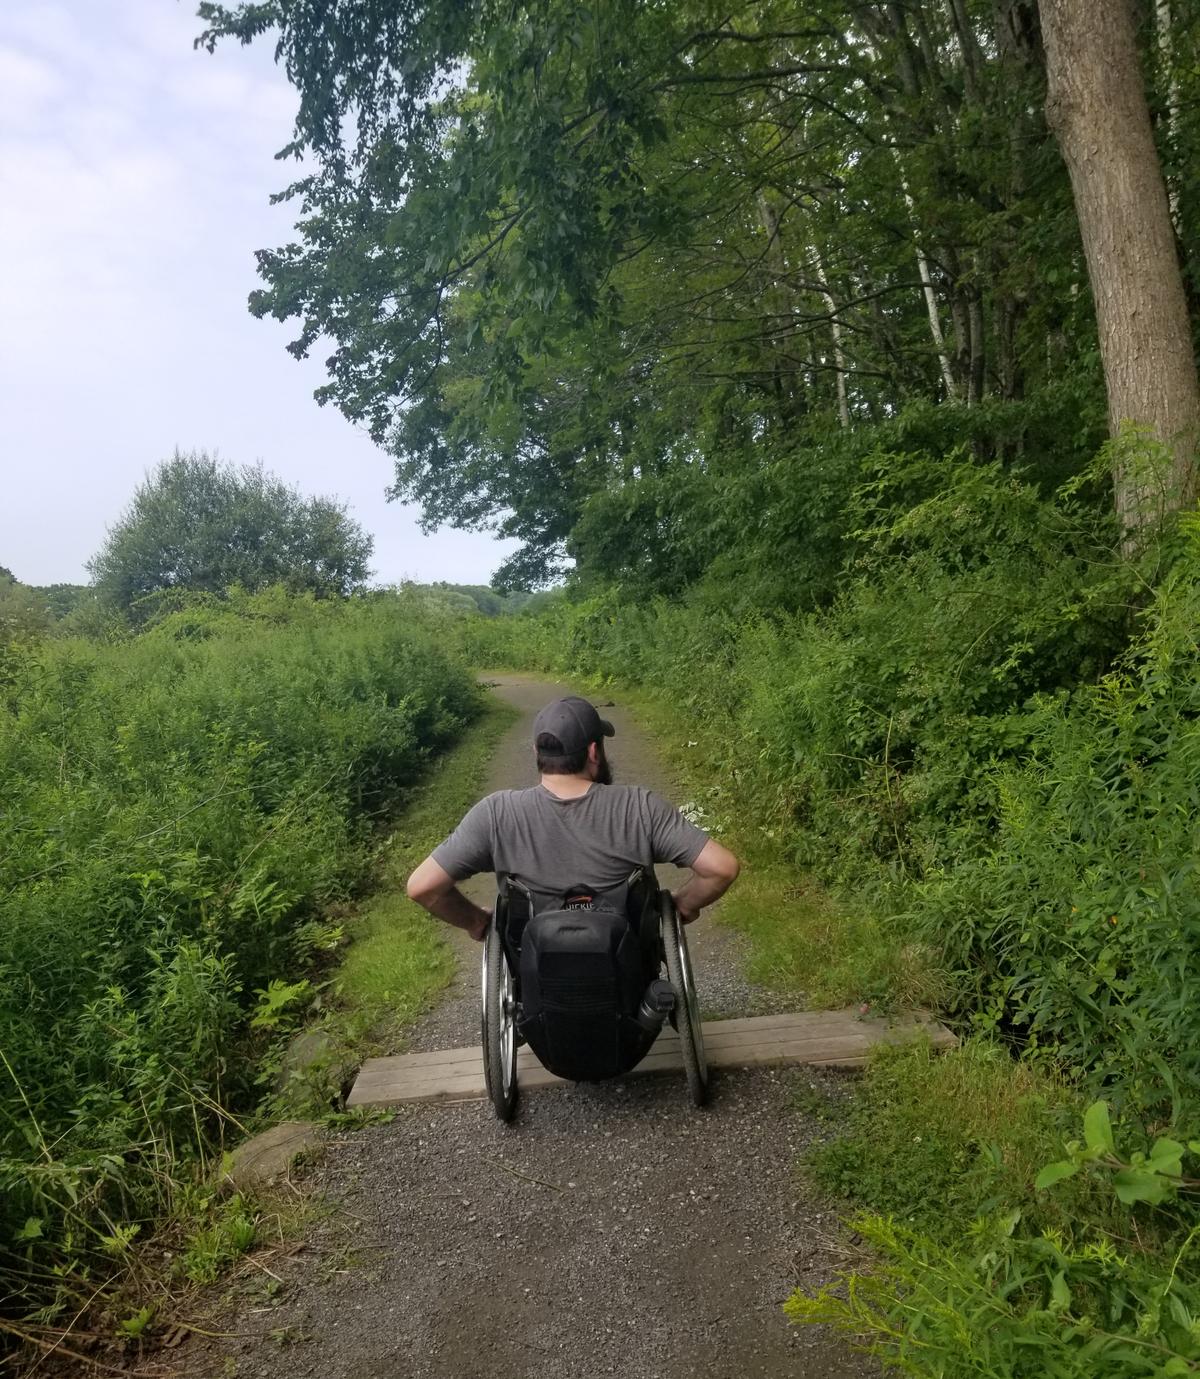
1041, 0, 1200, 546
200, 0, 1096, 586
0, 569, 51, 643
88, 451, 373, 616
32, 583, 90, 621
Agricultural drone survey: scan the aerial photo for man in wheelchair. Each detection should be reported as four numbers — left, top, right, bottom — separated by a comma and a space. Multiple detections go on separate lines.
406, 696, 739, 1105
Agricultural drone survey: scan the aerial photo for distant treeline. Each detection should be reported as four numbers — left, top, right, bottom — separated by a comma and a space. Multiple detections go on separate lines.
416, 581, 560, 618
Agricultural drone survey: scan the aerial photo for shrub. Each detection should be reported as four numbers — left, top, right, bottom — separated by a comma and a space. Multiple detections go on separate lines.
462, 461, 1200, 1117
465, 456, 1200, 1369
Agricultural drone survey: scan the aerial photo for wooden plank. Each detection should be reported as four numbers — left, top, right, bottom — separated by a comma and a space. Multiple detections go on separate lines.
349, 1012, 952, 1098
347, 1009, 955, 1109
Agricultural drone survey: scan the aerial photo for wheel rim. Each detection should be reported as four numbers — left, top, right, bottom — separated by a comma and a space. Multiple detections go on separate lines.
483, 932, 518, 1100
675, 916, 707, 1076
480, 941, 491, 1052
498, 957, 516, 1094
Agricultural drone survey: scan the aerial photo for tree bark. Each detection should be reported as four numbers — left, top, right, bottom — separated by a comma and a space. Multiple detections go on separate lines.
860, 9, 961, 402
812, 245, 851, 428
754, 191, 801, 418
1041, 0, 1199, 546
898, 177, 959, 400
967, 271, 986, 406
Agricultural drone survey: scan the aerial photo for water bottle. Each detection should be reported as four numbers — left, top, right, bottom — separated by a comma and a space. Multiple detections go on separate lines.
636, 978, 676, 1034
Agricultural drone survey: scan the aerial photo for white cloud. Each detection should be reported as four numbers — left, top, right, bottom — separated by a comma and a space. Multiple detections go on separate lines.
0, 1, 517, 586
0, 43, 64, 121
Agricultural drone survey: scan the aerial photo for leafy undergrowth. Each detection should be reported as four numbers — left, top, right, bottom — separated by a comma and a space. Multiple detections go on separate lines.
0, 592, 497, 1368
264, 689, 519, 1118
460, 497, 1200, 1373
5, 683, 517, 1374
583, 683, 948, 1014
793, 1040, 1200, 1376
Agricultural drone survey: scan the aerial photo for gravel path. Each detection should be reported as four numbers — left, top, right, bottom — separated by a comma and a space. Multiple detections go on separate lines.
183, 675, 874, 1379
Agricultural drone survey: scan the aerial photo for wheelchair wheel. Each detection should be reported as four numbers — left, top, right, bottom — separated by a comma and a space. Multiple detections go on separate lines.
481, 917, 518, 1121
660, 892, 708, 1107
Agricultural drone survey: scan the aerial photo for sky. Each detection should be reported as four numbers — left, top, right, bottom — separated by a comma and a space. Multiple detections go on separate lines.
0, 1, 519, 588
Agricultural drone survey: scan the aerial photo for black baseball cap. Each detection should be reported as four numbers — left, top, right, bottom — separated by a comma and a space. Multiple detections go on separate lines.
532, 696, 615, 755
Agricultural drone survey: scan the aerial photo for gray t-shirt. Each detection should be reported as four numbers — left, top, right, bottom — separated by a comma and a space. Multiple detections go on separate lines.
432, 784, 710, 897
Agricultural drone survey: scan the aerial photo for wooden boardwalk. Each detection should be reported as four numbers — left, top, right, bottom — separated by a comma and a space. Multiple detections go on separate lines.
347, 1009, 955, 1108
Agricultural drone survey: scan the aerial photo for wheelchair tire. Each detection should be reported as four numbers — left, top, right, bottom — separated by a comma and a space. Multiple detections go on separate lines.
481, 918, 519, 1121
660, 892, 708, 1107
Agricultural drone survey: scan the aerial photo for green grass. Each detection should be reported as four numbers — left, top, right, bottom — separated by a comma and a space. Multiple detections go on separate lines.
808, 1038, 1085, 1233
333, 902, 457, 1040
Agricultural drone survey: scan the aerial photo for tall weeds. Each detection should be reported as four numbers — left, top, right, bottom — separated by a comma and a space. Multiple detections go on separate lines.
0, 589, 479, 1318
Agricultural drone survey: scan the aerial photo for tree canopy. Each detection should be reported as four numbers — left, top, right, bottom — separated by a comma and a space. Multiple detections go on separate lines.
199, 1, 1200, 593
89, 451, 374, 615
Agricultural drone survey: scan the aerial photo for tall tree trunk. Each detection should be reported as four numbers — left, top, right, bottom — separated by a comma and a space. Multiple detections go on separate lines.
812, 245, 851, 428
1041, 0, 1199, 547
995, 290, 1021, 402
860, 10, 960, 401
968, 258, 986, 406
993, 0, 1045, 409
1154, 0, 1181, 226
899, 179, 959, 400
944, 0, 986, 102
755, 191, 801, 419
950, 289, 971, 395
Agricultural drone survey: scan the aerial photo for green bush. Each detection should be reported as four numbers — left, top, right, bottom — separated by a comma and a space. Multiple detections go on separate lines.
903, 517, 1200, 1117
0, 589, 479, 1309
789, 1209, 1200, 1377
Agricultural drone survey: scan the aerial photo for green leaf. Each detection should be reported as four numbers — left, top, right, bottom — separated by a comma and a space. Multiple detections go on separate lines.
116, 1305, 155, 1339
1083, 1100, 1114, 1156
1048, 1269, 1071, 1313
1147, 1137, 1184, 1177
1113, 1169, 1172, 1205
1035, 1160, 1078, 1191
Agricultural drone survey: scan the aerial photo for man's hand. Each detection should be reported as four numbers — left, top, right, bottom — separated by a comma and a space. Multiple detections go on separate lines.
407, 856, 492, 939
672, 893, 700, 925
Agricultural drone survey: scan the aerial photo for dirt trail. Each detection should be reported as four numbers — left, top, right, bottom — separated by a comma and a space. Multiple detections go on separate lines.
188, 675, 873, 1379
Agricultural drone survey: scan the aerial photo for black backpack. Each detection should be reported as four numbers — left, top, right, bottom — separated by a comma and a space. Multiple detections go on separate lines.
503, 870, 664, 1082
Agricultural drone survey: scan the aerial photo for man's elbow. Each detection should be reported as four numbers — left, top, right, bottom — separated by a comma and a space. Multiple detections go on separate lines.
406, 859, 447, 907
695, 839, 739, 886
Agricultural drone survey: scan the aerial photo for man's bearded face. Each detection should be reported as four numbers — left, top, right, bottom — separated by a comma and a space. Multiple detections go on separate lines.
591, 740, 614, 786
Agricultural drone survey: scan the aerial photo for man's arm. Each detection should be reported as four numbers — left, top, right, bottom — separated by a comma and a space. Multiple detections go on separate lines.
672, 838, 740, 924
406, 856, 492, 941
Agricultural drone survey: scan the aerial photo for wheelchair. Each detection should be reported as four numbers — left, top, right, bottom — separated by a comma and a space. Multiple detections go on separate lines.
480, 868, 707, 1121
